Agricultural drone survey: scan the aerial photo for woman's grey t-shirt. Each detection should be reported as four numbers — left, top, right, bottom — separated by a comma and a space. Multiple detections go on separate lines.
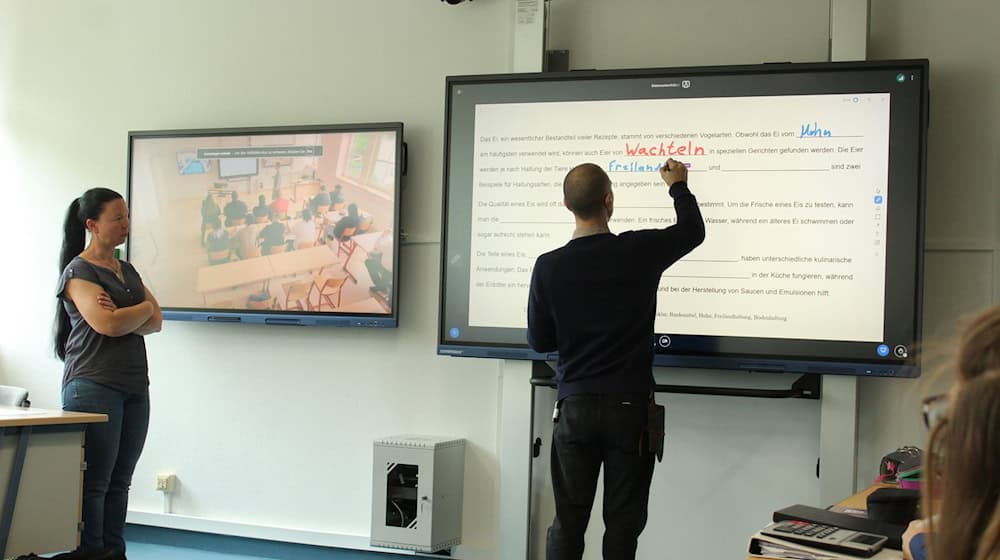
57, 256, 149, 394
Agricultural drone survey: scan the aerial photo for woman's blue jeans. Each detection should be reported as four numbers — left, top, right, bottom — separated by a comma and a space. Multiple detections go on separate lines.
62, 378, 150, 553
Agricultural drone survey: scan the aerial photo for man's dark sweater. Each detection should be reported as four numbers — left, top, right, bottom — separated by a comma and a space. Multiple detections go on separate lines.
527, 181, 705, 399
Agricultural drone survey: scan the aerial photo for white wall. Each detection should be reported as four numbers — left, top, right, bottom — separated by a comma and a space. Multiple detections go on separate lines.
547, 0, 831, 69
0, 1, 512, 557
857, 0, 1000, 495
1, 1, 997, 559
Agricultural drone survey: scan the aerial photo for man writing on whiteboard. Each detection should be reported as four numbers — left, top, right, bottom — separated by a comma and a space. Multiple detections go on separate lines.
527, 158, 704, 560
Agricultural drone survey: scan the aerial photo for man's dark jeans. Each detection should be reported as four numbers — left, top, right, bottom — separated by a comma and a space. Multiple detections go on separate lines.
546, 393, 655, 560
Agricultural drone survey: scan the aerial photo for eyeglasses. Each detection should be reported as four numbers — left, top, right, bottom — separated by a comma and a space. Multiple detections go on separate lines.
922, 393, 950, 430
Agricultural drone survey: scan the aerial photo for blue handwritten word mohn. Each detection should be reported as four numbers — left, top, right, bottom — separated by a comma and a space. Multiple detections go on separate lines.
800, 122, 832, 138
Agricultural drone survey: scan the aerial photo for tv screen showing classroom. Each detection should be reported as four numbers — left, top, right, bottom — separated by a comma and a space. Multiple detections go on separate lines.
438, 60, 928, 377
127, 123, 402, 327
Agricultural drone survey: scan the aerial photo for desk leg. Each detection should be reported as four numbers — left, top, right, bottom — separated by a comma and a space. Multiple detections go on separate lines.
0, 426, 31, 558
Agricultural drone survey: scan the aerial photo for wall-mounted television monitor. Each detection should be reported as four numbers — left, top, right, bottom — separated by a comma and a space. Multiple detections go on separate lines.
438, 60, 928, 377
217, 156, 259, 180
127, 122, 403, 327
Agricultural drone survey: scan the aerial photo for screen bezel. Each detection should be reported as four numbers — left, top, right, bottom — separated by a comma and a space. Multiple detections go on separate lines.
126, 121, 404, 328
437, 60, 928, 376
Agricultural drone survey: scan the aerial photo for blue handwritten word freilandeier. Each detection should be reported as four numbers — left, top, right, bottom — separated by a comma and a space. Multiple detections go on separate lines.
607, 160, 664, 172
800, 122, 833, 138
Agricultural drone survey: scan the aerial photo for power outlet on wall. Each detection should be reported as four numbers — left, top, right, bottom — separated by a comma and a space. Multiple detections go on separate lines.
155, 473, 176, 493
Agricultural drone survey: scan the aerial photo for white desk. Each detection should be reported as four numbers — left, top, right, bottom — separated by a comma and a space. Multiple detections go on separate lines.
195, 256, 275, 298
342, 231, 391, 285
196, 245, 342, 306
267, 244, 341, 278
351, 231, 385, 254
0, 407, 107, 558
337, 297, 388, 313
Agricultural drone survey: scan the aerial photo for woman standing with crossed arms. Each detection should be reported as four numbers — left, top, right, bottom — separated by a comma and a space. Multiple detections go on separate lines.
53, 187, 162, 558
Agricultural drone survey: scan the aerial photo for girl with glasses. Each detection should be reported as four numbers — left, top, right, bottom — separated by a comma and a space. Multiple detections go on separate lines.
904, 304, 1000, 560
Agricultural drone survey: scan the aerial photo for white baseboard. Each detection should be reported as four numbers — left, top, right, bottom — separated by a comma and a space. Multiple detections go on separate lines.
127, 510, 490, 559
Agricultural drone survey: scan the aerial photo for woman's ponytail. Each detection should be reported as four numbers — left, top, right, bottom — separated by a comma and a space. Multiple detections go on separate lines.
54, 198, 85, 360
53, 188, 122, 360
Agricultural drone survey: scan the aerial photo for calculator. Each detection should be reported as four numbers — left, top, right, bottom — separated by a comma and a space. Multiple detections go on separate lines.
761, 520, 888, 557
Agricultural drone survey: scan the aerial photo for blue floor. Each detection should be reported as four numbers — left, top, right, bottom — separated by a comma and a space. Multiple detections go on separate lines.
125, 525, 417, 560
